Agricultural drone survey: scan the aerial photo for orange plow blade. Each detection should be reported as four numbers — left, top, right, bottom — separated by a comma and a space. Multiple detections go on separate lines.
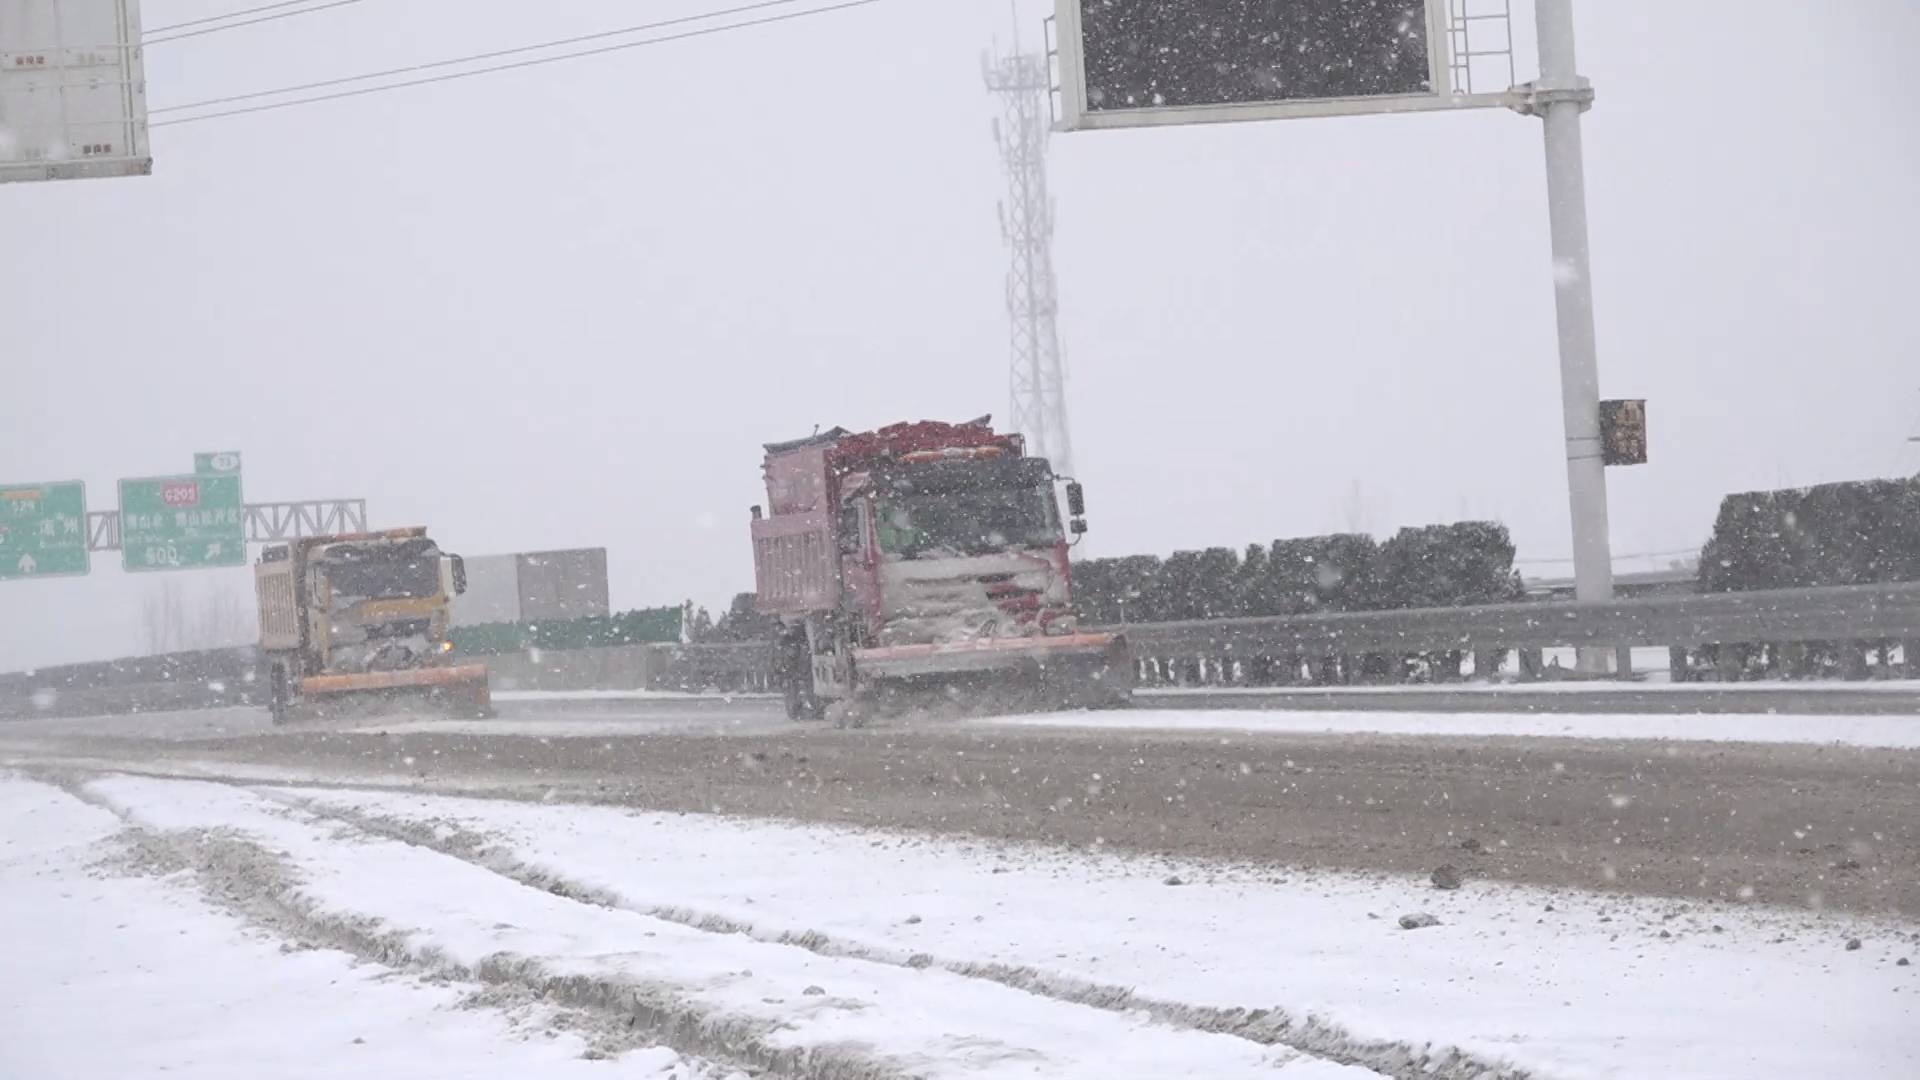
853, 632, 1126, 680
297, 664, 492, 717
850, 632, 1133, 712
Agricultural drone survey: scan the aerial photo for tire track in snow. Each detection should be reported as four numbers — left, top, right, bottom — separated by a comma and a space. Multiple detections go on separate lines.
29, 770, 989, 1080
271, 789, 1532, 1080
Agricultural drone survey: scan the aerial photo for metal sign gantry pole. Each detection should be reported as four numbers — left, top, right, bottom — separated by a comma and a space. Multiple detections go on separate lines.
1521, 0, 1615, 672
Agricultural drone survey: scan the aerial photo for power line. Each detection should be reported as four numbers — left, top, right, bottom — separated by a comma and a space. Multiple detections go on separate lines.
146, 0, 372, 46
153, 0, 884, 127
146, 0, 351, 36
1514, 547, 1699, 566
153, 0, 818, 115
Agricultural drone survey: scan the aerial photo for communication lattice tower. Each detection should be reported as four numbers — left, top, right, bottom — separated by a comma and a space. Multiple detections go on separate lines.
984, 45, 1073, 477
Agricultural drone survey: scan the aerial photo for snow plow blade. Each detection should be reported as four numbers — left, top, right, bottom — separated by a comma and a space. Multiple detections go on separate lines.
853, 632, 1133, 709
296, 664, 493, 718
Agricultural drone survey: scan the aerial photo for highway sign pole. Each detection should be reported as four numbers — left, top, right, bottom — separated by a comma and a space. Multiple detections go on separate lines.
1528, 0, 1616, 673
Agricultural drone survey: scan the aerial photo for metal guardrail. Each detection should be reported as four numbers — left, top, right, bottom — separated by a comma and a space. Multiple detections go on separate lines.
8, 584, 1918, 719
1121, 581, 1920, 656
662, 583, 1920, 686
0, 641, 777, 719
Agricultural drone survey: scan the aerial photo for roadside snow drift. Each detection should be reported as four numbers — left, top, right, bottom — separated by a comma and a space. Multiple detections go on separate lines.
983, 707, 1920, 749
14, 771, 1915, 1079
285, 785, 1920, 1080
76, 775, 1371, 1080
0, 776, 721, 1080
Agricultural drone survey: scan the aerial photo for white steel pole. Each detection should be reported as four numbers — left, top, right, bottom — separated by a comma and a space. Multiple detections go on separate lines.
1533, 0, 1614, 673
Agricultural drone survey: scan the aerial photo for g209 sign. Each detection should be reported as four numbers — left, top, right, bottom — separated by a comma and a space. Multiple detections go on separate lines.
118, 474, 247, 571
1053, 1, 1467, 130
161, 481, 201, 507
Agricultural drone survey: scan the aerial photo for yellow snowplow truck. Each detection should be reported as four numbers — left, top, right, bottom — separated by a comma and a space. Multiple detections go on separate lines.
255, 527, 491, 723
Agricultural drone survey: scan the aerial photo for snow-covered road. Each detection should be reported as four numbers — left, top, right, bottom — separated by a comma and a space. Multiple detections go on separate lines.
0, 776, 731, 1080
4, 771, 1913, 1079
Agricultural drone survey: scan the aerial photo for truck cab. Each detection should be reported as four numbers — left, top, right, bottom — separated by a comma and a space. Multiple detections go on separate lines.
845, 452, 1074, 645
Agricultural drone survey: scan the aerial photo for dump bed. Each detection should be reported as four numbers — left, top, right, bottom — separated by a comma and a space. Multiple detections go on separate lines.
754, 437, 842, 616
763, 442, 834, 516
254, 556, 301, 651
752, 510, 839, 615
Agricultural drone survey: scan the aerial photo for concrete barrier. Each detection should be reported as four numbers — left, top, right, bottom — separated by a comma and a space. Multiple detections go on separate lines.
481, 644, 659, 692
0, 646, 261, 718
479, 643, 773, 693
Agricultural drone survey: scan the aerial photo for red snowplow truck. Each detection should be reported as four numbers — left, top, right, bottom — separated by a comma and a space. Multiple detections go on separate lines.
750, 418, 1132, 720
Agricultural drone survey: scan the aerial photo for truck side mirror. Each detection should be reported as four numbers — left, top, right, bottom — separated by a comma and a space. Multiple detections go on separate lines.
450, 554, 468, 596
1070, 518, 1088, 536
1066, 481, 1086, 518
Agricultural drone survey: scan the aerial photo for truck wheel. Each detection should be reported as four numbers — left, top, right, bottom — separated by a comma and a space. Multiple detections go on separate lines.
783, 669, 825, 721
267, 662, 290, 725
777, 633, 825, 721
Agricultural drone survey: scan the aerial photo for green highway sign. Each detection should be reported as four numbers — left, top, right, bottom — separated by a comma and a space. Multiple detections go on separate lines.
195, 451, 242, 475
0, 481, 90, 580
119, 474, 246, 572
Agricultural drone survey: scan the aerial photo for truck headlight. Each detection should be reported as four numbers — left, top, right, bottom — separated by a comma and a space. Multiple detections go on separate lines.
438, 640, 455, 653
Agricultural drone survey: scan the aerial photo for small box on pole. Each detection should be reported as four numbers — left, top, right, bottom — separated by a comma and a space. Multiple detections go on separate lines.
1600, 399, 1648, 466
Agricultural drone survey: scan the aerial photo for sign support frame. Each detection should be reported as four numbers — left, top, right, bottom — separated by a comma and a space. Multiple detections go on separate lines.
1050, 0, 1620, 671
0, 0, 154, 185
1052, 0, 1523, 131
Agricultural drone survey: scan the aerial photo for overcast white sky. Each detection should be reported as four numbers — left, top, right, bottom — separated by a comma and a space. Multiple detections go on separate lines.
4, 0, 1918, 669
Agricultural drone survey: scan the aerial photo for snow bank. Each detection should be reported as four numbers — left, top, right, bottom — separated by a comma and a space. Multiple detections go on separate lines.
289, 786, 1920, 1080
1144, 678, 1920, 696
983, 708, 1920, 748
494, 690, 776, 702
0, 776, 719, 1080
83, 775, 1373, 1080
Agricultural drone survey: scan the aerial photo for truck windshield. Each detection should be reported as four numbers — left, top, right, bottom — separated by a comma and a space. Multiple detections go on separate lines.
875, 486, 1059, 558
324, 544, 442, 601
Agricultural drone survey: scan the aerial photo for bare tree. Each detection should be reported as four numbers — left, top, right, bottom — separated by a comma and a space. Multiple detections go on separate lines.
1338, 479, 1381, 537
140, 580, 183, 654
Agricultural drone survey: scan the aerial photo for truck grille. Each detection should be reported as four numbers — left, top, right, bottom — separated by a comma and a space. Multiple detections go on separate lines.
362, 618, 431, 640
